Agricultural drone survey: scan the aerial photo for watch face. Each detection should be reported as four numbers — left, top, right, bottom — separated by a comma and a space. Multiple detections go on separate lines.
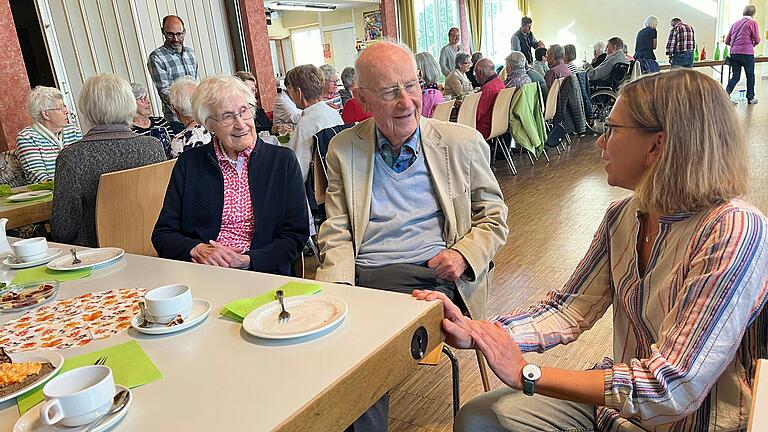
522, 364, 541, 381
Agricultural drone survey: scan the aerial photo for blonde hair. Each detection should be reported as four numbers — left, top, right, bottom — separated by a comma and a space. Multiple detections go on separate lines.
79, 74, 136, 126
621, 69, 748, 214
191, 75, 256, 126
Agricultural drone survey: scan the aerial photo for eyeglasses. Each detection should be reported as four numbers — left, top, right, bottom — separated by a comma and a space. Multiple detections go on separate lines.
136, 95, 150, 103
210, 105, 256, 126
603, 122, 661, 140
359, 80, 421, 102
45, 106, 68, 113
164, 30, 185, 39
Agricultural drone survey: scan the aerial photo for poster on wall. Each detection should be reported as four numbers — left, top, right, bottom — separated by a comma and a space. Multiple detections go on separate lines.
363, 10, 382, 41
323, 43, 332, 60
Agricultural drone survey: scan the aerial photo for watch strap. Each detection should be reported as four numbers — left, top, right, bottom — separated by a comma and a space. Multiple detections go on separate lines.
523, 378, 536, 396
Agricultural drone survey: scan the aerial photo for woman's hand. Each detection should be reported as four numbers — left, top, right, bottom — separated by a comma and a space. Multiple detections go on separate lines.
190, 243, 231, 267
412, 290, 473, 349
272, 124, 292, 135
209, 240, 251, 269
468, 320, 527, 390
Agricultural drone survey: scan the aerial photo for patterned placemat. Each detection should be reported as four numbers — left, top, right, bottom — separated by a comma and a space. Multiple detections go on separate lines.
0, 288, 146, 352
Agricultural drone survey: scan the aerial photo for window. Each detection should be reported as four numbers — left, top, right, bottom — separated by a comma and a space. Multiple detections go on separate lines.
290, 27, 324, 67
481, 0, 523, 65
414, 0, 460, 61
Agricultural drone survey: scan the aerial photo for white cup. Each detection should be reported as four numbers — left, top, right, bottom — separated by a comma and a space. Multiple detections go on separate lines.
12, 237, 47, 262
144, 284, 193, 323
39, 365, 115, 427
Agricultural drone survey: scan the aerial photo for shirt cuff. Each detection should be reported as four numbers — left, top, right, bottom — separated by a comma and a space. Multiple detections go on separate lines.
603, 362, 632, 411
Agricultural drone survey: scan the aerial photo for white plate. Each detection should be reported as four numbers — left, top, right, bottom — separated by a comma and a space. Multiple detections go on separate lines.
7, 191, 52, 202
130, 298, 211, 335
0, 350, 64, 404
46, 248, 124, 271
3, 249, 63, 269
13, 384, 132, 432
242, 294, 348, 339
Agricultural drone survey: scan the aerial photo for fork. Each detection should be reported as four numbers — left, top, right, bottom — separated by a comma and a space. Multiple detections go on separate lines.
276, 290, 290, 324
93, 356, 107, 366
70, 248, 82, 265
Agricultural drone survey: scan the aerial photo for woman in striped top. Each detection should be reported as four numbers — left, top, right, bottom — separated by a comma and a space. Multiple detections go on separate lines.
415, 69, 768, 431
15, 86, 82, 183
131, 82, 172, 158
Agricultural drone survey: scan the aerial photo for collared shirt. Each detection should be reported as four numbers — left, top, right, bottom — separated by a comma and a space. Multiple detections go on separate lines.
544, 60, 572, 88
15, 123, 81, 183
147, 44, 199, 122
213, 139, 255, 253
375, 127, 420, 173
439, 43, 464, 77
666, 22, 696, 55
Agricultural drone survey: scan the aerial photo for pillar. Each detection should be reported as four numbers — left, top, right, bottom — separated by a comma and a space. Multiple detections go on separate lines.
0, 0, 31, 151
238, 0, 277, 112
380, 0, 398, 41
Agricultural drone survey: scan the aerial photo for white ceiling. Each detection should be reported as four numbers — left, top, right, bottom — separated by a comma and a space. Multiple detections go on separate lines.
264, 0, 379, 11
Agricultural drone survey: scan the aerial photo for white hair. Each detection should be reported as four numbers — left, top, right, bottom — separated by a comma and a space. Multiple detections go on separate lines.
27, 86, 64, 122
505, 51, 527, 70
130, 82, 148, 99
79, 74, 136, 126
191, 75, 256, 126
593, 40, 608, 56
644, 15, 658, 29
169, 76, 199, 118
319, 64, 337, 80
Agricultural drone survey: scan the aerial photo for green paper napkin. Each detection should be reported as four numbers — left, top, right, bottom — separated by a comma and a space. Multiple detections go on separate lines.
11, 266, 92, 285
18, 340, 163, 414
220, 281, 322, 322
27, 181, 54, 191
0, 184, 12, 196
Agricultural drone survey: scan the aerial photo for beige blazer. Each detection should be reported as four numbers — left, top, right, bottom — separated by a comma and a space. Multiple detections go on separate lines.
315, 117, 509, 319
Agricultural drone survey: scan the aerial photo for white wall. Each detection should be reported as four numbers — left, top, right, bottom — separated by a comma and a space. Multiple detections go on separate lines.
529, 0, 718, 63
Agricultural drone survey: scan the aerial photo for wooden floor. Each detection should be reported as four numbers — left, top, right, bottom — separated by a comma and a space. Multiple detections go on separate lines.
313, 77, 768, 432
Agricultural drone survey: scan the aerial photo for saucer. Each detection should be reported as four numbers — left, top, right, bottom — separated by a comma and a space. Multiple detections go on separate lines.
7, 190, 52, 202
3, 249, 63, 269
130, 298, 211, 335
13, 384, 132, 432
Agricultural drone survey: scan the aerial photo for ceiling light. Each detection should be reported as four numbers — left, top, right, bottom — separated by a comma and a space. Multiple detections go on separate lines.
272, 2, 337, 11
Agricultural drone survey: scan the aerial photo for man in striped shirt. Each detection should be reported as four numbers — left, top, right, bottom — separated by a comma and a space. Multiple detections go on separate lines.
665, 18, 696, 68
16, 86, 82, 183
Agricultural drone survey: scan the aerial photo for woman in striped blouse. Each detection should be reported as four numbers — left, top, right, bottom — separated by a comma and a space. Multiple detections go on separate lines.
15, 86, 82, 183
131, 82, 173, 158
415, 69, 768, 431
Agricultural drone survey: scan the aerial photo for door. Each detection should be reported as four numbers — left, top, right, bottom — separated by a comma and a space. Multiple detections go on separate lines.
330, 27, 357, 71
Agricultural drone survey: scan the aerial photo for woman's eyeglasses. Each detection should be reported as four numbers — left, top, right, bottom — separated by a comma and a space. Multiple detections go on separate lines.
602, 122, 661, 140
211, 105, 256, 126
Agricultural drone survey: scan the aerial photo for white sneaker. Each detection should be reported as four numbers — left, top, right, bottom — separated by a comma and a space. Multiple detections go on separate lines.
748, 98, 758, 105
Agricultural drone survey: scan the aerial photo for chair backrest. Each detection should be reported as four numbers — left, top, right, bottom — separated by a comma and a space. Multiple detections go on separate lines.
610, 62, 631, 89
749, 359, 768, 431
487, 87, 517, 140
456, 91, 482, 129
544, 77, 566, 121
432, 99, 455, 122
95, 160, 176, 256
311, 124, 354, 205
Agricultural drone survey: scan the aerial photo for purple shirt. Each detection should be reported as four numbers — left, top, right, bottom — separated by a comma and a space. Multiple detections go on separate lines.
544, 61, 572, 89
421, 88, 444, 118
726, 17, 761, 55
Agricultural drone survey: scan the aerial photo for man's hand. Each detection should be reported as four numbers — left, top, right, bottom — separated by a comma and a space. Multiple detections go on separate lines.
272, 124, 292, 135
427, 249, 468, 281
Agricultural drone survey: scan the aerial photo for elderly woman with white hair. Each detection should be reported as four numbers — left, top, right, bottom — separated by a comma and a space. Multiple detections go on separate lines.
168, 76, 211, 158
319, 64, 342, 110
444, 52, 474, 98
131, 82, 173, 158
152, 75, 308, 275
15, 86, 82, 183
415, 51, 445, 118
504, 51, 532, 89
52, 74, 166, 247
591, 40, 608, 67
635, 15, 660, 73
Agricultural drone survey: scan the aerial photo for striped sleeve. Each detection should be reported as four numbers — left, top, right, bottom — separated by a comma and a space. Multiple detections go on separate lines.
15, 131, 52, 183
489, 198, 629, 353
604, 207, 768, 425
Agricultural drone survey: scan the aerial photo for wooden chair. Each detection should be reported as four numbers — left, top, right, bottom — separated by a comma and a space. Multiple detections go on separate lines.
432, 99, 455, 122
456, 91, 482, 129
95, 160, 176, 256
749, 359, 768, 431
487, 87, 518, 176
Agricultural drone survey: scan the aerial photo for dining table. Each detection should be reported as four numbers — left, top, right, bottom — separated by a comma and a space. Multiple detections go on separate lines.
0, 241, 443, 431
0, 186, 53, 229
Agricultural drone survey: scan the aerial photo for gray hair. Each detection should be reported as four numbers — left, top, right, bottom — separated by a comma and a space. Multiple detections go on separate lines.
130, 82, 147, 99
548, 44, 565, 61
27, 86, 64, 122
471, 51, 483, 63
455, 52, 470, 69
191, 75, 256, 126
593, 40, 607, 56
79, 74, 136, 126
505, 51, 527, 70
169, 76, 199, 118
744, 5, 756, 16
340, 67, 356, 90
563, 44, 577, 62
319, 64, 337, 81
644, 15, 658, 29
415, 51, 441, 85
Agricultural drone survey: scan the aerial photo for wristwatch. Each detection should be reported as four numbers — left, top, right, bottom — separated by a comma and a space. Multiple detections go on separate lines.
522, 364, 542, 396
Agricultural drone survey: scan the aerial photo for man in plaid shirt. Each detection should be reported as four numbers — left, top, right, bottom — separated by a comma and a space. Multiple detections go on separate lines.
147, 15, 199, 134
665, 17, 696, 68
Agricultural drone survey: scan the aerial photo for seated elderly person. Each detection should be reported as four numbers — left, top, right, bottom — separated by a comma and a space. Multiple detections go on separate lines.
444, 52, 474, 98
583, 37, 629, 85
234, 71, 290, 136
531, 47, 549, 77
152, 75, 309, 275
52, 74, 166, 247
272, 80, 302, 129
339, 68, 372, 124
591, 40, 608, 67
339, 67, 355, 106
284, 64, 343, 182
474, 58, 506, 139
415, 51, 445, 118
504, 51, 532, 89
564, 44, 583, 73
131, 82, 173, 157
168, 76, 211, 158
16, 86, 82, 183
319, 64, 342, 110
467, 51, 483, 88
544, 44, 572, 88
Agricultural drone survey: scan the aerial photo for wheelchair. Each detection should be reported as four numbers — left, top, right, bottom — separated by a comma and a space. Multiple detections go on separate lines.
587, 61, 633, 134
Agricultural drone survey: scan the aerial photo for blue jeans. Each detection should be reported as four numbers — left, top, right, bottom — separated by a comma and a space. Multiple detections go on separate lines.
726, 53, 756, 101
670, 51, 694, 68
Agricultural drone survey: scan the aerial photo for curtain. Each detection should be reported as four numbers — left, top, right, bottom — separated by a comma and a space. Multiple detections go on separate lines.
518, 0, 529, 16
397, 0, 417, 52
467, 0, 483, 53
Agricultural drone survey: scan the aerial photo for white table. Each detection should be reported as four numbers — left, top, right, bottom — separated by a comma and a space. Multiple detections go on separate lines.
0, 247, 443, 431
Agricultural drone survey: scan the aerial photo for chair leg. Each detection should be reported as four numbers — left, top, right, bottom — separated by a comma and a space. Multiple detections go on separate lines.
491, 139, 498, 168
542, 148, 551, 162
527, 150, 535, 166
476, 350, 491, 392
308, 236, 320, 258
442, 345, 461, 418
499, 142, 517, 175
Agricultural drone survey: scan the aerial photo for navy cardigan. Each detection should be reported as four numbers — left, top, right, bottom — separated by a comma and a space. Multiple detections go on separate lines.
152, 140, 309, 275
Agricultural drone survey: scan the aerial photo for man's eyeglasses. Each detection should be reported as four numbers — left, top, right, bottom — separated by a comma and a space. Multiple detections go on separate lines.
210, 105, 256, 126
602, 122, 661, 140
164, 30, 185, 39
360, 80, 421, 102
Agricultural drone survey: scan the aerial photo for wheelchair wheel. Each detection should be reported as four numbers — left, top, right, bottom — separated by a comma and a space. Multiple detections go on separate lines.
589, 90, 617, 134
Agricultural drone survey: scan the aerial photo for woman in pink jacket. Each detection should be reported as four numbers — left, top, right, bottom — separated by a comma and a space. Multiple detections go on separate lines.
725, 5, 761, 104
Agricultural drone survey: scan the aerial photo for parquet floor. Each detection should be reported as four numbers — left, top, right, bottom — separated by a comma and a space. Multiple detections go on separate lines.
311, 78, 768, 432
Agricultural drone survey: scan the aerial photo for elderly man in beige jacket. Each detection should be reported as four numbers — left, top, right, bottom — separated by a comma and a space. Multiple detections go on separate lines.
316, 41, 508, 432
